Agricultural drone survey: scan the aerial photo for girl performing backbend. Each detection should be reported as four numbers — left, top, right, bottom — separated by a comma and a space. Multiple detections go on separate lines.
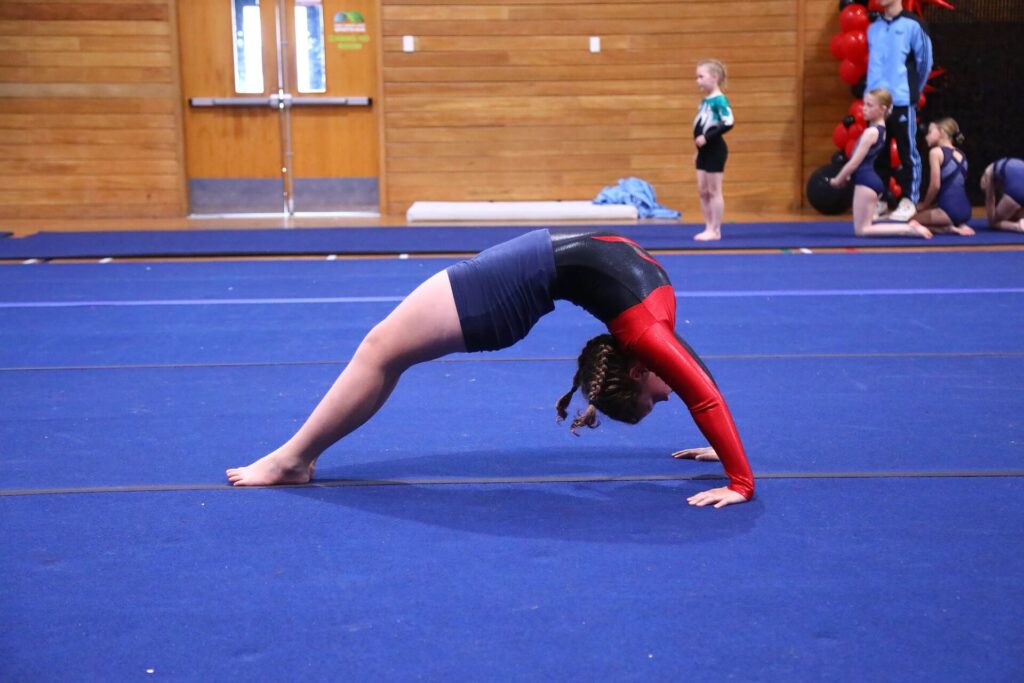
227, 230, 755, 509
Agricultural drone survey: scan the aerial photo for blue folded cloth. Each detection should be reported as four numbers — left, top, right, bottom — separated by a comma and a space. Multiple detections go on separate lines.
594, 177, 680, 219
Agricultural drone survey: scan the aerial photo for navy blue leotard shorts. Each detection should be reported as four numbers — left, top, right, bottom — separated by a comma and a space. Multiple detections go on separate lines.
445, 230, 556, 352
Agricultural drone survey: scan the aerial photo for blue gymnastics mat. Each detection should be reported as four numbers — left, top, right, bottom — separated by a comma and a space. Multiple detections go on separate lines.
2, 251, 1022, 681
1, 219, 1022, 259
2, 478, 1022, 681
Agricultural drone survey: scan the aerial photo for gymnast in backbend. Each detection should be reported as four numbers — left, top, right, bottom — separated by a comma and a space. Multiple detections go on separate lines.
227, 230, 755, 508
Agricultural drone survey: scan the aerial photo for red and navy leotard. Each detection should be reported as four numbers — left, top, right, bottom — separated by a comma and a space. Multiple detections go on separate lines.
446, 229, 755, 499
550, 231, 755, 499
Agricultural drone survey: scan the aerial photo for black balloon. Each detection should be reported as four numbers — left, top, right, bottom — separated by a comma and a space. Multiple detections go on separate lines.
843, 115, 856, 128
850, 78, 866, 100
807, 164, 853, 215
831, 150, 848, 166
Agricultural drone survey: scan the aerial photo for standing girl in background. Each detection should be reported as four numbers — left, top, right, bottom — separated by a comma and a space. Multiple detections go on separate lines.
981, 157, 1024, 232
692, 59, 734, 242
907, 118, 974, 236
829, 88, 933, 239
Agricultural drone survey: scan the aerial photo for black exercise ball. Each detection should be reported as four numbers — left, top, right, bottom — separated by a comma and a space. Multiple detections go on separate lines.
831, 150, 848, 167
806, 164, 853, 215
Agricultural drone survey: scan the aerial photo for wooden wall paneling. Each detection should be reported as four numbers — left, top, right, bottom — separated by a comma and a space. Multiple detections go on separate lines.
379, 1, 804, 217
0, 1, 187, 219
794, 0, 807, 208
802, 0, 852, 194
0, 0, 854, 222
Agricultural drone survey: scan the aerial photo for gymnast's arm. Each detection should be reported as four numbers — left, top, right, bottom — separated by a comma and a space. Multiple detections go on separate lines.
628, 322, 755, 504
918, 146, 944, 211
983, 165, 999, 224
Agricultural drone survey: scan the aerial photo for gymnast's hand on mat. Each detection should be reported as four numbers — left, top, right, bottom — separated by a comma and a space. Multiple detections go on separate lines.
686, 487, 748, 509
671, 446, 719, 462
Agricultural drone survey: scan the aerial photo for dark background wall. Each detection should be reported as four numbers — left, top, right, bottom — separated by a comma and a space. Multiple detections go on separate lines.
921, 1, 1023, 204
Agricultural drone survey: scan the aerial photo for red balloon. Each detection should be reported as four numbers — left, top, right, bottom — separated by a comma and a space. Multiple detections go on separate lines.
847, 122, 865, 145
841, 31, 868, 62
889, 177, 902, 198
833, 122, 849, 150
848, 99, 865, 126
839, 58, 867, 85
867, 0, 884, 12
845, 137, 858, 159
839, 5, 870, 33
830, 33, 846, 61
890, 138, 901, 168
917, 93, 927, 109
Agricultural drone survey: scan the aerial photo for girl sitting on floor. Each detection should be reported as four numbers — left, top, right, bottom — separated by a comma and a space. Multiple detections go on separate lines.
906, 118, 975, 237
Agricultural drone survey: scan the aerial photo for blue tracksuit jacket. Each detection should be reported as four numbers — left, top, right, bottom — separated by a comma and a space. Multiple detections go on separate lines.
866, 11, 933, 107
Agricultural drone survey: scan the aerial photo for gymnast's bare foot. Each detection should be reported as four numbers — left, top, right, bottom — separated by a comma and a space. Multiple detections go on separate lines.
226, 448, 315, 486
951, 224, 975, 236
694, 229, 721, 241
908, 220, 933, 239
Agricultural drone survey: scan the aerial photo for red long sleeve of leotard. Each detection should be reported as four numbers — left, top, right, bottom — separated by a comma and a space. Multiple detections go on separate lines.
608, 286, 755, 499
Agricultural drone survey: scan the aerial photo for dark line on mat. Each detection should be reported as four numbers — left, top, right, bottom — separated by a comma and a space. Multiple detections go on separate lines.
3, 470, 1023, 497
3, 350, 1024, 373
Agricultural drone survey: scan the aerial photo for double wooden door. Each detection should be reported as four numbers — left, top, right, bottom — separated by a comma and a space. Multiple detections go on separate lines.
178, 0, 378, 214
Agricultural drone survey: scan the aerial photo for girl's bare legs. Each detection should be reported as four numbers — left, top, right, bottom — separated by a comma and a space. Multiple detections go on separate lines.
852, 186, 932, 239
226, 270, 467, 486
694, 171, 724, 241
990, 197, 1024, 232
913, 208, 974, 236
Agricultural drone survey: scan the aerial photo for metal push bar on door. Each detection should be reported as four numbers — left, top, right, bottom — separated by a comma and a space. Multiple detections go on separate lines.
188, 96, 371, 107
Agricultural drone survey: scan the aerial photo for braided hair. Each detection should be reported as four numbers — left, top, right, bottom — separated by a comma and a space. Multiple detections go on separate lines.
555, 334, 646, 435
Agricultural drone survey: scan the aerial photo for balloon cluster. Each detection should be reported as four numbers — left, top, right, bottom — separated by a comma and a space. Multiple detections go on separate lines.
831, 1, 872, 88
807, 0, 953, 214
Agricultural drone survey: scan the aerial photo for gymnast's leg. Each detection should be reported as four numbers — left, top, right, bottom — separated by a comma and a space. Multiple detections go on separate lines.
852, 186, 931, 239
913, 207, 974, 236
991, 196, 1024, 232
694, 170, 723, 241
226, 270, 467, 486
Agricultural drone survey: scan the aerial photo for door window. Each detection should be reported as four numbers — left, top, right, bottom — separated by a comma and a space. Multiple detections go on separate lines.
231, 0, 264, 93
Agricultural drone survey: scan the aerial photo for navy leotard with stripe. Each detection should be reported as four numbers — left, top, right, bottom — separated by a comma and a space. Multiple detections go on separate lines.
852, 124, 888, 195
935, 147, 971, 226
446, 230, 755, 499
